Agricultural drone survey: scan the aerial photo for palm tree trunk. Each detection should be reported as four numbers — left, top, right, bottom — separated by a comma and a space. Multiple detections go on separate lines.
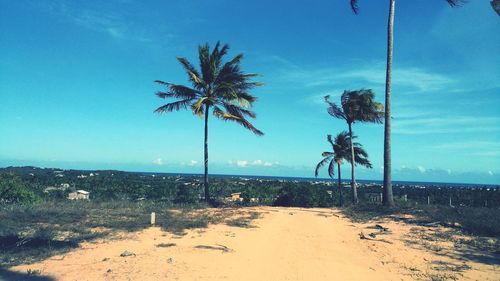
203, 103, 210, 203
383, 0, 395, 207
348, 123, 358, 204
337, 162, 343, 207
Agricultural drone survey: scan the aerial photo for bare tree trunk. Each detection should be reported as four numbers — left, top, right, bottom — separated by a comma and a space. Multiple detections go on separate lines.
337, 162, 343, 207
203, 103, 210, 203
383, 0, 395, 207
348, 123, 358, 204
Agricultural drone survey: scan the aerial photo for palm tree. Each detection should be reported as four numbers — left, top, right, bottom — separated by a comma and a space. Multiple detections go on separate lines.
492, 0, 500, 16
324, 89, 383, 204
315, 132, 372, 207
154, 42, 264, 203
348, 0, 464, 207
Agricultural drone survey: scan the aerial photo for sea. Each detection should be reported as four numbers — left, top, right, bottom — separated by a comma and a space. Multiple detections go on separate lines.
139, 172, 499, 189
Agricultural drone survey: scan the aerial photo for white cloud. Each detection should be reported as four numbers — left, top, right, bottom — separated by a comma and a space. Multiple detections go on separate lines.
417, 165, 426, 173
233, 159, 274, 168
188, 160, 198, 166
237, 160, 248, 168
488, 171, 494, 176
252, 160, 263, 166
153, 158, 164, 166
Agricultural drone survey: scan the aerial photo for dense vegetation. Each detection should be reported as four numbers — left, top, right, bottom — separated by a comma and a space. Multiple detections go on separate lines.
1, 167, 498, 208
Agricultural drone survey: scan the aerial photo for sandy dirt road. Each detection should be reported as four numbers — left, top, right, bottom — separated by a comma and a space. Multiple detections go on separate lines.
8, 207, 500, 281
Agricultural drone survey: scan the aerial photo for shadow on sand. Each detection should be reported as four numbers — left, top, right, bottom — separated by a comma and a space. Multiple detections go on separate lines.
0, 268, 56, 281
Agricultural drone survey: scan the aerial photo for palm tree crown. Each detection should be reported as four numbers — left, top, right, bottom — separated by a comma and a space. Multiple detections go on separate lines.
315, 132, 372, 178
349, 0, 464, 14
324, 89, 383, 125
154, 42, 263, 136
315, 132, 372, 207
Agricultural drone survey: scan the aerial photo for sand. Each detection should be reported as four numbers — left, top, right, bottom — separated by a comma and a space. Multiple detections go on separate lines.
8, 207, 500, 281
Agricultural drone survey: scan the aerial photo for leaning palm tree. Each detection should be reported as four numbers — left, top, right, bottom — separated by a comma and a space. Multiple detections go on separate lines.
348, 0, 464, 207
154, 42, 263, 203
324, 89, 383, 204
315, 132, 372, 207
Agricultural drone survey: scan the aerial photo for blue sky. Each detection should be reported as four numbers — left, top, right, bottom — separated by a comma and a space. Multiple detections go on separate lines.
0, 0, 499, 184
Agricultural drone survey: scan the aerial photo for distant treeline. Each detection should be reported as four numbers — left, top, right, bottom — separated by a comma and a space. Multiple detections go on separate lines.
1, 166, 499, 208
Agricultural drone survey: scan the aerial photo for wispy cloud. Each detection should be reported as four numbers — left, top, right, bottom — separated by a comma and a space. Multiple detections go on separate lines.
268, 59, 455, 93
430, 141, 500, 157
36, 0, 156, 42
416, 165, 426, 173
231, 159, 276, 168
393, 116, 500, 135
152, 158, 164, 165
236, 160, 248, 168
431, 141, 500, 150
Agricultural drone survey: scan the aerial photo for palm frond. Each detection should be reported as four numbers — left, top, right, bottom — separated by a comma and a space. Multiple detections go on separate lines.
215, 54, 244, 85
154, 98, 194, 114
210, 41, 230, 76
325, 95, 347, 120
155, 84, 200, 100
315, 156, 332, 177
446, 0, 466, 7
354, 155, 372, 168
350, 0, 359, 14
176, 57, 205, 89
155, 91, 176, 99
353, 146, 369, 158
235, 117, 264, 136
168, 84, 200, 98
322, 152, 334, 157
213, 105, 235, 119
232, 92, 258, 107
222, 102, 257, 118
198, 43, 213, 85
154, 80, 170, 86
191, 97, 210, 117
215, 112, 263, 136
328, 159, 335, 178
327, 134, 336, 150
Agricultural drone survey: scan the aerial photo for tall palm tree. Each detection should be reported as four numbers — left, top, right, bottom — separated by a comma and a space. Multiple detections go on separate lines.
154, 42, 263, 203
315, 132, 372, 207
349, 0, 464, 207
492, 0, 500, 16
324, 89, 383, 204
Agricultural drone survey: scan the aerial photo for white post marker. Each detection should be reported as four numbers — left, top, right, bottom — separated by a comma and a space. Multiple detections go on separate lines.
427, 196, 430, 205
151, 212, 156, 226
